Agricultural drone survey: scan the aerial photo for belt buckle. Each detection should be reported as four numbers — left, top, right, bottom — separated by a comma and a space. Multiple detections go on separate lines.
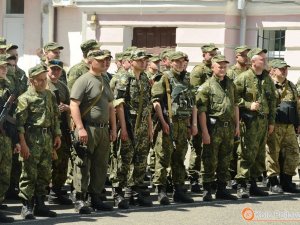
99, 124, 105, 128
42, 128, 48, 134
224, 122, 229, 127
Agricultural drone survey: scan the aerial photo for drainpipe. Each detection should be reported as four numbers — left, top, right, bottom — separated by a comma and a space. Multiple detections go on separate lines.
48, 3, 54, 42
238, 0, 247, 45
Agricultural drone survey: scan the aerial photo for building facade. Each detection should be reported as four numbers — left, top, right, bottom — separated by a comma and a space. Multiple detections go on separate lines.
1, 0, 300, 82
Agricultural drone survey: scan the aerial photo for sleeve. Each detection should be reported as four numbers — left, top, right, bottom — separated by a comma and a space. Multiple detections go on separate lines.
70, 75, 86, 102
190, 65, 202, 88
113, 74, 128, 107
16, 94, 28, 134
51, 93, 62, 136
196, 82, 210, 113
151, 74, 166, 103
67, 66, 82, 90
234, 74, 252, 110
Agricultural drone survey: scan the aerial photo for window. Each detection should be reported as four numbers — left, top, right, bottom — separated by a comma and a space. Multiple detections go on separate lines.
6, 0, 24, 14
257, 29, 286, 60
132, 27, 176, 54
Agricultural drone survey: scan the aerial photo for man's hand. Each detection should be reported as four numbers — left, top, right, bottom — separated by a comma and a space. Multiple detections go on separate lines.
58, 103, 70, 113
120, 128, 128, 141
268, 124, 275, 135
162, 121, 170, 135
110, 129, 117, 142
14, 143, 21, 154
250, 101, 260, 111
53, 136, 61, 150
78, 128, 88, 144
191, 125, 198, 136
202, 131, 211, 145
20, 142, 30, 160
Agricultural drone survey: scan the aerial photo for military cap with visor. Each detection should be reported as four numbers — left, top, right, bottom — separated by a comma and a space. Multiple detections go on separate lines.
80, 39, 100, 54
0, 54, 10, 66
247, 48, 267, 59
211, 54, 229, 64
201, 43, 218, 53
87, 50, 109, 60
48, 59, 64, 70
130, 49, 148, 60
235, 45, 251, 54
269, 59, 290, 69
28, 64, 48, 78
6, 43, 18, 51
168, 51, 186, 61
149, 54, 161, 62
43, 42, 64, 51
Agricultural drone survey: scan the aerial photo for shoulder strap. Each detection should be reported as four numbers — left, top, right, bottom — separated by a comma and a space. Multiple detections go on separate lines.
164, 75, 173, 121
82, 76, 104, 118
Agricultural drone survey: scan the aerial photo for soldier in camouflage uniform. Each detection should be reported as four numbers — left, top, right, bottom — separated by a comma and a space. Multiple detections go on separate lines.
43, 42, 67, 85
227, 45, 251, 186
152, 51, 198, 205
0, 37, 6, 54
266, 59, 300, 193
159, 48, 173, 72
5, 43, 29, 200
196, 55, 239, 201
16, 64, 62, 219
0, 54, 15, 223
111, 49, 153, 208
45, 59, 73, 205
234, 48, 276, 198
188, 43, 218, 192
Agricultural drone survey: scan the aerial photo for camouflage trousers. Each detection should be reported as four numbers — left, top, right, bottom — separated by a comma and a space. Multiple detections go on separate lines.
73, 126, 110, 195
266, 124, 300, 177
52, 134, 71, 189
110, 116, 150, 188
148, 121, 162, 173
201, 120, 234, 183
188, 127, 202, 181
235, 116, 268, 182
0, 134, 12, 202
153, 118, 189, 186
19, 129, 53, 200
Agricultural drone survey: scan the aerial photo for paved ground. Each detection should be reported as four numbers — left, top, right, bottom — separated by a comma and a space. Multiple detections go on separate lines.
2, 177, 300, 225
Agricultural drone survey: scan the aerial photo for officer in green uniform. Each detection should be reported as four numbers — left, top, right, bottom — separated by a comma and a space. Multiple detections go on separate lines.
111, 49, 153, 208
266, 59, 300, 193
70, 50, 116, 214
152, 51, 198, 205
227, 45, 251, 186
189, 43, 218, 192
234, 48, 276, 198
45, 59, 73, 204
196, 55, 239, 201
0, 37, 6, 54
16, 64, 62, 219
0, 54, 15, 223
159, 48, 173, 72
43, 42, 67, 85
115, 52, 124, 73
67, 39, 100, 90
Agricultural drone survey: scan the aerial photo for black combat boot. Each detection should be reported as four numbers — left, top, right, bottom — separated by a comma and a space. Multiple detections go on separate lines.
189, 175, 202, 193
166, 176, 174, 193
202, 182, 213, 201
133, 186, 153, 207
281, 174, 300, 193
249, 179, 269, 197
173, 184, 194, 203
215, 182, 237, 200
236, 180, 249, 199
113, 187, 129, 209
157, 185, 170, 205
48, 187, 73, 205
0, 210, 14, 223
90, 193, 113, 211
268, 176, 283, 193
74, 192, 92, 214
33, 195, 57, 217
20, 198, 35, 220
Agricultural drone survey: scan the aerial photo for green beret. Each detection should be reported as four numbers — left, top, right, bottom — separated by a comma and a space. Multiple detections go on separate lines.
168, 51, 186, 61
87, 50, 109, 60
211, 54, 229, 64
269, 59, 290, 68
0, 37, 6, 49
201, 43, 218, 53
80, 39, 100, 54
43, 42, 64, 52
235, 45, 251, 54
0, 54, 10, 66
247, 48, 267, 59
48, 59, 63, 69
29, 64, 48, 78
115, 52, 123, 61
149, 54, 161, 62
130, 49, 148, 60
6, 43, 18, 51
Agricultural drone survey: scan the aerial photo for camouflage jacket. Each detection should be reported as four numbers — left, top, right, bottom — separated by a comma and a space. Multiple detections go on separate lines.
227, 64, 248, 81
67, 60, 89, 90
190, 61, 213, 88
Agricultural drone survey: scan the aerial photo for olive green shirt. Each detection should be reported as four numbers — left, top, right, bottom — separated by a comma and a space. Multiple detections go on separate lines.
70, 72, 113, 124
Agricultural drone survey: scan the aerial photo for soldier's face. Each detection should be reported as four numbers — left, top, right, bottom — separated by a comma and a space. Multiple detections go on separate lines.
203, 50, 217, 62
0, 64, 8, 78
122, 60, 131, 70
91, 58, 106, 74
148, 61, 160, 71
274, 67, 288, 79
236, 50, 249, 65
171, 58, 185, 73
252, 53, 266, 70
131, 58, 147, 72
31, 72, 47, 92
48, 66, 62, 82
46, 49, 61, 60
7, 49, 19, 62
212, 61, 227, 78
104, 57, 111, 71
116, 60, 122, 69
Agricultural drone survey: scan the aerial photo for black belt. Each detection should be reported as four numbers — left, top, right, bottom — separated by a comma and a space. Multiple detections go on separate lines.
83, 121, 108, 128
216, 120, 230, 127
26, 126, 50, 134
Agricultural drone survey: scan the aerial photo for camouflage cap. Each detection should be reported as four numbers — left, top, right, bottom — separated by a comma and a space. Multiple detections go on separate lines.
48, 59, 63, 69
235, 45, 251, 54
201, 43, 218, 53
125, 46, 138, 52
159, 48, 173, 59
211, 54, 229, 64
115, 52, 123, 61
80, 39, 100, 54
102, 49, 113, 58
28, 64, 48, 78
269, 59, 290, 68
87, 50, 109, 60
6, 43, 18, 51
122, 51, 132, 60
0, 54, 10, 66
168, 51, 186, 61
130, 49, 148, 60
247, 48, 267, 59
43, 42, 64, 52
149, 54, 161, 62
0, 37, 6, 49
